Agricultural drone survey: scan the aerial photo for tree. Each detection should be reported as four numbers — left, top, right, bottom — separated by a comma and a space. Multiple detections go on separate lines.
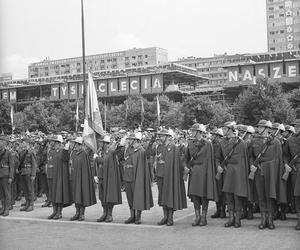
23, 102, 59, 133
235, 79, 296, 125
289, 87, 300, 119
0, 100, 11, 133
181, 95, 233, 129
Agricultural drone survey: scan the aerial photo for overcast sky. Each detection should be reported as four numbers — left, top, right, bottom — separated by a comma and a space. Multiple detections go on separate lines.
0, 0, 267, 79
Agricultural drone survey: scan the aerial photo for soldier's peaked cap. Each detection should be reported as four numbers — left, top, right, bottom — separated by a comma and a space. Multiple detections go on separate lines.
257, 120, 272, 128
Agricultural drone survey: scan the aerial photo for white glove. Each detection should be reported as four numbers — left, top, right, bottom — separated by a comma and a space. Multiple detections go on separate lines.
94, 176, 99, 184
284, 164, 292, 173
250, 165, 257, 172
217, 165, 223, 173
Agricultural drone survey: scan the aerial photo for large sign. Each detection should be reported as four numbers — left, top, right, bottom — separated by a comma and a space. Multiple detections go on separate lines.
0, 74, 164, 102
227, 60, 300, 84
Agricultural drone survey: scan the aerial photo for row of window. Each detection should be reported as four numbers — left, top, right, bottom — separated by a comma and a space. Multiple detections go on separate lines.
270, 44, 300, 51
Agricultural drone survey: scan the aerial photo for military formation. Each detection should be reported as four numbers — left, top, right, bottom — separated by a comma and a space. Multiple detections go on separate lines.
0, 119, 299, 231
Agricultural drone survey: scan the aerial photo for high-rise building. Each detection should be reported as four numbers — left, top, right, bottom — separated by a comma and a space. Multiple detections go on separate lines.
173, 53, 248, 85
266, 0, 300, 52
28, 47, 168, 78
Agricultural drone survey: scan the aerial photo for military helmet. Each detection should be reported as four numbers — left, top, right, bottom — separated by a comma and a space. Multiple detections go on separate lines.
211, 128, 224, 137
285, 125, 295, 134
72, 137, 83, 145
99, 135, 111, 143
257, 120, 272, 128
223, 121, 237, 130
190, 123, 206, 133
272, 123, 285, 131
126, 132, 142, 140
247, 126, 255, 134
156, 128, 173, 137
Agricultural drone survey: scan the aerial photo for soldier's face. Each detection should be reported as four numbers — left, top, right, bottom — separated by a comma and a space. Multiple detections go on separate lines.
257, 126, 265, 134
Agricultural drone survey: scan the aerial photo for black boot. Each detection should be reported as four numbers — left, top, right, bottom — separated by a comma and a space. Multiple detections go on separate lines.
234, 211, 241, 228
157, 206, 168, 225
78, 206, 85, 221
199, 210, 207, 227
247, 203, 253, 220
296, 213, 300, 231
70, 205, 80, 221
25, 201, 34, 212
225, 210, 234, 227
42, 200, 51, 208
211, 203, 220, 218
135, 210, 142, 224
105, 206, 113, 223
48, 203, 58, 219
20, 200, 29, 211
97, 205, 107, 222
166, 209, 174, 226
220, 205, 226, 218
53, 205, 62, 220
124, 209, 135, 224
192, 209, 201, 226
258, 212, 267, 229
267, 212, 275, 230
2, 201, 9, 216
0, 201, 5, 215
279, 204, 287, 221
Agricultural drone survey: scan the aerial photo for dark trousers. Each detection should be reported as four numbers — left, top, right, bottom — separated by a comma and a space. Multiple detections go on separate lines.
295, 196, 300, 213
0, 177, 11, 207
47, 178, 53, 202
15, 174, 22, 197
191, 195, 208, 211
125, 182, 134, 208
255, 175, 274, 212
225, 193, 243, 212
20, 175, 34, 202
101, 202, 114, 208
157, 177, 164, 206
38, 173, 48, 197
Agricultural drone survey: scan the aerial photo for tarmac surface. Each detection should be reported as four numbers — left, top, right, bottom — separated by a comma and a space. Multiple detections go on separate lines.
0, 183, 299, 250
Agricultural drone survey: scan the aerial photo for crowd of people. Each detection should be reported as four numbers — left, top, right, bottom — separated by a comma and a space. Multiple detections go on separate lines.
0, 119, 299, 231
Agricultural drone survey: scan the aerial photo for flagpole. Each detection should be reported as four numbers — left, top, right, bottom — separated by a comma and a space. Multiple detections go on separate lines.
81, 0, 86, 118
104, 101, 107, 132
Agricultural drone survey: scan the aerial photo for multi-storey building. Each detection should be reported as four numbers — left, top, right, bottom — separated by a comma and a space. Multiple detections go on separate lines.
266, 0, 300, 52
173, 53, 248, 85
28, 47, 168, 78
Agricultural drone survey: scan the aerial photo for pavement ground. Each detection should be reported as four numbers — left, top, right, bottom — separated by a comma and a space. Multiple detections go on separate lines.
0, 183, 299, 250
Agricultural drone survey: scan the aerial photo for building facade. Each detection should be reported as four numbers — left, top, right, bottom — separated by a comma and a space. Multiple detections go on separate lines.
28, 47, 168, 78
173, 53, 248, 85
266, 0, 300, 52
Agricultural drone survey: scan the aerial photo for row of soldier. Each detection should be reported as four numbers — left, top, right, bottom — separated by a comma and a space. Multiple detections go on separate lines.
0, 120, 299, 230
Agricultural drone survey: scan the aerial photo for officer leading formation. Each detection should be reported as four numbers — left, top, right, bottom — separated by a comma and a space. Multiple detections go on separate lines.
0, 119, 299, 231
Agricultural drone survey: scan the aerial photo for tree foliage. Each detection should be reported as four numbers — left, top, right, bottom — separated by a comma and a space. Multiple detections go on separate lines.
235, 79, 296, 125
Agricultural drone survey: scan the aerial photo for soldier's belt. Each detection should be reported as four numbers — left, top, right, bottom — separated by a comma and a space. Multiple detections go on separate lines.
158, 160, 165, 164
23, 164, 32, 168
125, 164, 134, 168
0, 165, 9, 168
47, 164, 54, 168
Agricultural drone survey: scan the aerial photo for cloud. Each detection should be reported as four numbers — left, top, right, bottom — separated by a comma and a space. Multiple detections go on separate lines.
0, 55, 41, 79
110, 33, 145, 51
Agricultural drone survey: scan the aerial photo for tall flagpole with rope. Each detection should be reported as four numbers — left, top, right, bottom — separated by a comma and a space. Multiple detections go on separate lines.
81, 0, 86, 118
